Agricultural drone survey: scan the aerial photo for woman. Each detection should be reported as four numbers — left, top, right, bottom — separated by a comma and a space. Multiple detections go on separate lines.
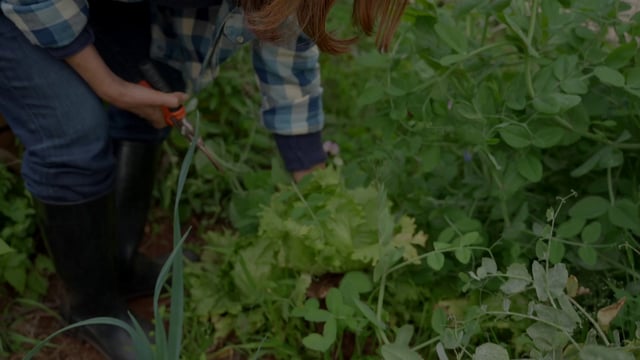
0, 0, 408, 358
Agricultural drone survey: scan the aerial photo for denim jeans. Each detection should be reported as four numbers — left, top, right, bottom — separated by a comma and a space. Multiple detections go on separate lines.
0, 14, 172, 204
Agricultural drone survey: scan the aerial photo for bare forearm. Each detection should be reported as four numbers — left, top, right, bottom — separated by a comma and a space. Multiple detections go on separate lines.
64, 45, 126, 102
64, 45, 186, 128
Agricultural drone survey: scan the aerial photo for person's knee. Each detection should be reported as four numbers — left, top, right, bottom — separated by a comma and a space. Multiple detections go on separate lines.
22, 112, 116, 205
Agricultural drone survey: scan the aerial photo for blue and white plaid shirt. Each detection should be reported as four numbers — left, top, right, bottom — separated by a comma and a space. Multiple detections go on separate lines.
1, 0, 325, 142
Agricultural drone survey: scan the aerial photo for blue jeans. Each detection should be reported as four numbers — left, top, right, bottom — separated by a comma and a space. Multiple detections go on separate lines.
0, 14, 170, 204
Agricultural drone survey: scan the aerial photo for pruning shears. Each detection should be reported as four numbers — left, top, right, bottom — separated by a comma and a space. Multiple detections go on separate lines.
138, 61, 223, 172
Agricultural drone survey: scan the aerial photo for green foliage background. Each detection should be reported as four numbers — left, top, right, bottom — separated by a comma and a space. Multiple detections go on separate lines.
2, 0, 640, 358
179, 0, 640, 358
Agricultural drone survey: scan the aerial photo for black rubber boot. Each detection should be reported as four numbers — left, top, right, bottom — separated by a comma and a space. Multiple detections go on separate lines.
34, 194, 145, 360
113, 140, 165, 299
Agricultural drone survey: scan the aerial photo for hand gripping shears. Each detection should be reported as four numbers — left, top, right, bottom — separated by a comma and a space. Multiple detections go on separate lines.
138, 61, 223, 172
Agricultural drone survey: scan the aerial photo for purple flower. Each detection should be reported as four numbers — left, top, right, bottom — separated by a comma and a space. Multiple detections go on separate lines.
463, 150, 473, 162
323, 141, 340, 156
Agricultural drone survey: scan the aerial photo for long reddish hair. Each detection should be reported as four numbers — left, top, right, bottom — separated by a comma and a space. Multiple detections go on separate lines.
240, 0, 409, 53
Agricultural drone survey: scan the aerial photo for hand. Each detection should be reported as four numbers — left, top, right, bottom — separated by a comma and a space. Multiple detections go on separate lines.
65, 45, 187, 128
104, 79, 187, 129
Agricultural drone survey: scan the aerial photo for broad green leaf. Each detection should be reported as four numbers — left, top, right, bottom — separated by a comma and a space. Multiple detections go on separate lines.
548, 240, 566, 264
302, 316, 337, 352
558, 293, 581, 324
561, 78, 589, 95
441, 328, 463, 349
547, 263, 569, 298
356, 80, 385, 108
427, 252, 445, 271
440, 53, 468, 66
292, 299, 331, 322
535, 239, 547, 261
625, 67, 640, 88
568, 196, 609, 219
338, 271, 373, 295
594, 66, 625, 87
421, 146, 441, 173
596, 147, 624, 169
579, 344, 635, 360
533, 94, 561, 114
553, 55, 579, 81
533, 66, 556, 94
500, 263, 532, 295
431, 307, 448, 334
474, 82, 496, 115
353, 299, 387, 330
437, 228, 456, 243
475, 257, 497, 279
326, 288, 351, 318
571, 149, 603, 177
556, 217, 586, 238
434, 11, 467, 53
532, 261, 568, 301
394, 325, 415, 346
499, 125, 531, 148
505, 74, 527, 110
581, 222, 601, 244
0, 238, 14, 256
533, 93, 581, 114
455, 248, 472, 264
381, 343, 423, 360
534, 303, 578, 333
452, 0, 485, 17
526, 322, 568, 352
578, 246, 598, 266
605, 42, 637, 69
532, 125, 565, 148
473, 343, 509, 360
4, 266, 26, 294
626, 83, 640, 97
527, 323, 554, 351
517, 153, 543, 182
459, 231, 481, 246
608, 199, 640, 233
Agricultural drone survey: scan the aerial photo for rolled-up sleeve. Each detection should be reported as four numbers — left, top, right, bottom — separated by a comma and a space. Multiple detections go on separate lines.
1, 0, 90, 52
252, 33, 324, 136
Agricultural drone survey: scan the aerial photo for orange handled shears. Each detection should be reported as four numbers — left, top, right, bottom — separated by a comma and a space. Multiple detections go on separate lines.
138, 62, 223, 172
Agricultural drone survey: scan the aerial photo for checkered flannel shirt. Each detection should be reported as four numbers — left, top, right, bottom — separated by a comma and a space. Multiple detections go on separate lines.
1, 0, 325, 146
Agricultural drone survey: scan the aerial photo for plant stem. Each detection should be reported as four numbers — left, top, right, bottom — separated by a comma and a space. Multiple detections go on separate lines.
387, 246, 492, 274
525, 58, 536, 98
376, 274, 389, 345
607, 167, 616, 205
552, 116, 640, 149
411, 336, 440, 352
527, 0, 540, 44
568, 297, 610, 346
523, 0, 540, 99
484, 311, 581, 350
481, 15, 490, 46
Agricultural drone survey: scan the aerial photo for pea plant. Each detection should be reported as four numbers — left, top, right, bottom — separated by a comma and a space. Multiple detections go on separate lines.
182, 0, 640, 358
